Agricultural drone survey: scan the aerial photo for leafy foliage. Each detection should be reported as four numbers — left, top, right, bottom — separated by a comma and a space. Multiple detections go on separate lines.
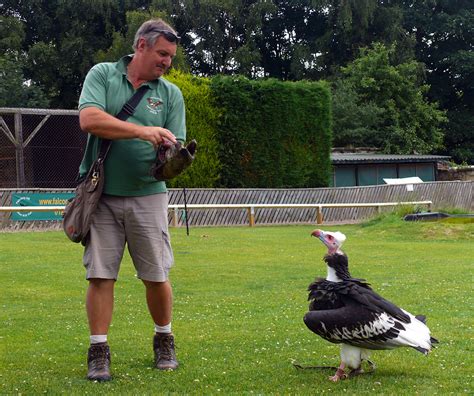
331, 79, 384, 148
152, 0, 276, 77
1, 0, 124, 108
0, 16, 49, 108
0, 55, 50, 108
1, 0, 472, 161
210, 76, 332, 187
164, 70, 221, 188
400, 0, 474, 163
333, 43, 446, 154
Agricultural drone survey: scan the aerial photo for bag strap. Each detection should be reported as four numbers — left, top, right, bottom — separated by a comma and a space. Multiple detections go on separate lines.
98, 85, 150, 160
115, 85, 151, 121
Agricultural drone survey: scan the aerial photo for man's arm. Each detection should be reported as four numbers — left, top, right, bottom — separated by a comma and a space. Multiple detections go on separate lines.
79, 107, 176, 147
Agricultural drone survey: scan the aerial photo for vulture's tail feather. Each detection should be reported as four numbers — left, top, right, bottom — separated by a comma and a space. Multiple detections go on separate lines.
415, 314, 427, 324
413, 345, 429, 355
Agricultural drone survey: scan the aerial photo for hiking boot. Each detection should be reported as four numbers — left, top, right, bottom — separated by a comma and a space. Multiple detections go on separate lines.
153, 333, 178, 370
87, 342, 111, 381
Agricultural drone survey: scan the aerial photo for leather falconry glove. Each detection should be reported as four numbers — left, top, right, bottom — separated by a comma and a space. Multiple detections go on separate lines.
151, 139, 197, 181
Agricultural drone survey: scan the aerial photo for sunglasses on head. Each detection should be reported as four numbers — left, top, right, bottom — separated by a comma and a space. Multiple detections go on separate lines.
152, 29, 181, 43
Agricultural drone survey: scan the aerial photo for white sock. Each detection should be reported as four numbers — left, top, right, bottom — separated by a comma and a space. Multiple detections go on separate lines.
155, 323, 172, 334
90, 335, 108, 344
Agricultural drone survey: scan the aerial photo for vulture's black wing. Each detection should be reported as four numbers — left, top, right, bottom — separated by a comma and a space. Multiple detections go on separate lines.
304, 280, 411, 350
340, 282, 411, 323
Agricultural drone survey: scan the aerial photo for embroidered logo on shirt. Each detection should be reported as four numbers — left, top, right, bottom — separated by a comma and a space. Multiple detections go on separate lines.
146, 97, 164, 114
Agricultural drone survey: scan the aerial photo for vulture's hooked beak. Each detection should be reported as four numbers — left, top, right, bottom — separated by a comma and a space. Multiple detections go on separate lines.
311, 229, 346, 254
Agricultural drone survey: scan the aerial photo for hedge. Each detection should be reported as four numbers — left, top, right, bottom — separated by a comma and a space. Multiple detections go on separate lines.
210, 76, 332, 188
169, 73, 332, 188
164, 70, 221, 188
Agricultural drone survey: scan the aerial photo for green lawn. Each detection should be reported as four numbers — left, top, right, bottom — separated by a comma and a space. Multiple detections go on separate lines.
1, 217, 473, 394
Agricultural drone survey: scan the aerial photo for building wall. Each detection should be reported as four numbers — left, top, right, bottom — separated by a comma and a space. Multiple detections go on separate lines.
332, 162, 436, 187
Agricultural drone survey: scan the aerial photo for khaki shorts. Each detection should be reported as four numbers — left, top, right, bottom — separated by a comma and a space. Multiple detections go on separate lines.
83, 193, 173, 282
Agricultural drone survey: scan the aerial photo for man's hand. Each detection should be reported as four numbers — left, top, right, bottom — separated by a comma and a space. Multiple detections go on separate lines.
136, 126, 177, 147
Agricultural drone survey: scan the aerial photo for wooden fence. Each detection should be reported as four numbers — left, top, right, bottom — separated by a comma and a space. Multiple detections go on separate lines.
0, 181, 471, 230
1, 201, 434, 228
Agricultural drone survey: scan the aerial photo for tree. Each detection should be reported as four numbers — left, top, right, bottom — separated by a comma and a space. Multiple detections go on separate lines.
331, 79, 384, 148
152, 0, 275, 76
332, 43, 446, 154
399, 0, 474, 163
1, 1, 471, 164
0, 15, 49, 108
152, 1, 417, 81
314, 0, 416, 75
1, 0, 123, 108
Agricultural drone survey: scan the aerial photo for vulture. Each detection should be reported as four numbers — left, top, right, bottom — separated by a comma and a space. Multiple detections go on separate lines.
303, 229, 438, 382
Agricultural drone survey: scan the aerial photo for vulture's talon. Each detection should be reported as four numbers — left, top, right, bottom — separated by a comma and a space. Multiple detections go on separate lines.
329, 368, 347, 382
329, 373, 347, 382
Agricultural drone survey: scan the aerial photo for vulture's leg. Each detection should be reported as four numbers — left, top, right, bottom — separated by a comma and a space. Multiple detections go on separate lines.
348, 359, 377, 378
349, 367, 363, 377
365, 359, 377, 373
329, 363, 347, 382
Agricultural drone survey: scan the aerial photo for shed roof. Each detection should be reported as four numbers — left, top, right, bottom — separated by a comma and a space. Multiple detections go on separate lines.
331, 153, 450, 165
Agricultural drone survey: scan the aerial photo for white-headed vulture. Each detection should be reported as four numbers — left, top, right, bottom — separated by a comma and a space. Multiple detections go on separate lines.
303, 229, 438, 382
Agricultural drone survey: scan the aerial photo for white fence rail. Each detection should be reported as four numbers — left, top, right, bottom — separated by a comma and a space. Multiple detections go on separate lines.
0, 200, 433, 227
168, 201, 433, 226
0, 181, 471, 230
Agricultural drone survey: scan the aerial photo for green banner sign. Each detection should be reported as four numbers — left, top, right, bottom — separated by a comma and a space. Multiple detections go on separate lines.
11, 193, 74, 221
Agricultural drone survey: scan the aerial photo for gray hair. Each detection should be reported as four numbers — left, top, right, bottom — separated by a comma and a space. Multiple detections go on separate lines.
132, 19, 179, 50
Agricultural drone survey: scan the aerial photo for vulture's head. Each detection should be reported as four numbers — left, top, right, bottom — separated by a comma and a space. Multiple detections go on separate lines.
311, 229, 350, 281
311, 229, 346, 255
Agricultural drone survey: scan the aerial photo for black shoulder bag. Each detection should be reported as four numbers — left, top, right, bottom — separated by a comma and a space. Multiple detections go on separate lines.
63, 85, 149, 245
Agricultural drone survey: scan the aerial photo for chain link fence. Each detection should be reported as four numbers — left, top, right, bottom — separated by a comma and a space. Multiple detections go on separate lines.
0, 108, 86, 188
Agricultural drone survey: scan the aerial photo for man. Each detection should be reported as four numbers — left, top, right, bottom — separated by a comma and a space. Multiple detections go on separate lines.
77, 19, 185, 381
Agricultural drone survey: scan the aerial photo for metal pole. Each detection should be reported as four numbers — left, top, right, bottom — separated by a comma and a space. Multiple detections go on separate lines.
14, 113, 25, 187
183, 187, 189, 236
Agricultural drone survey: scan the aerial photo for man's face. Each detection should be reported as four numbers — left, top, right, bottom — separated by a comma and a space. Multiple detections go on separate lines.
137, 35, 177, 79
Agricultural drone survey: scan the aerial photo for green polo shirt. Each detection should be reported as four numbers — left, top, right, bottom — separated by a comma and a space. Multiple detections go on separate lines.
78, 55, 186, 196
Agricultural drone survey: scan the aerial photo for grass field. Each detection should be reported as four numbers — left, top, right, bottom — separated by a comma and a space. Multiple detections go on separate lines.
1, 215, 473, 394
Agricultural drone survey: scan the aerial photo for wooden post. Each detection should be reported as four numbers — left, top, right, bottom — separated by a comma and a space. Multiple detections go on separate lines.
316, 206, 323, 224
172, 208, 178, 227
247, 206, 255, 227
